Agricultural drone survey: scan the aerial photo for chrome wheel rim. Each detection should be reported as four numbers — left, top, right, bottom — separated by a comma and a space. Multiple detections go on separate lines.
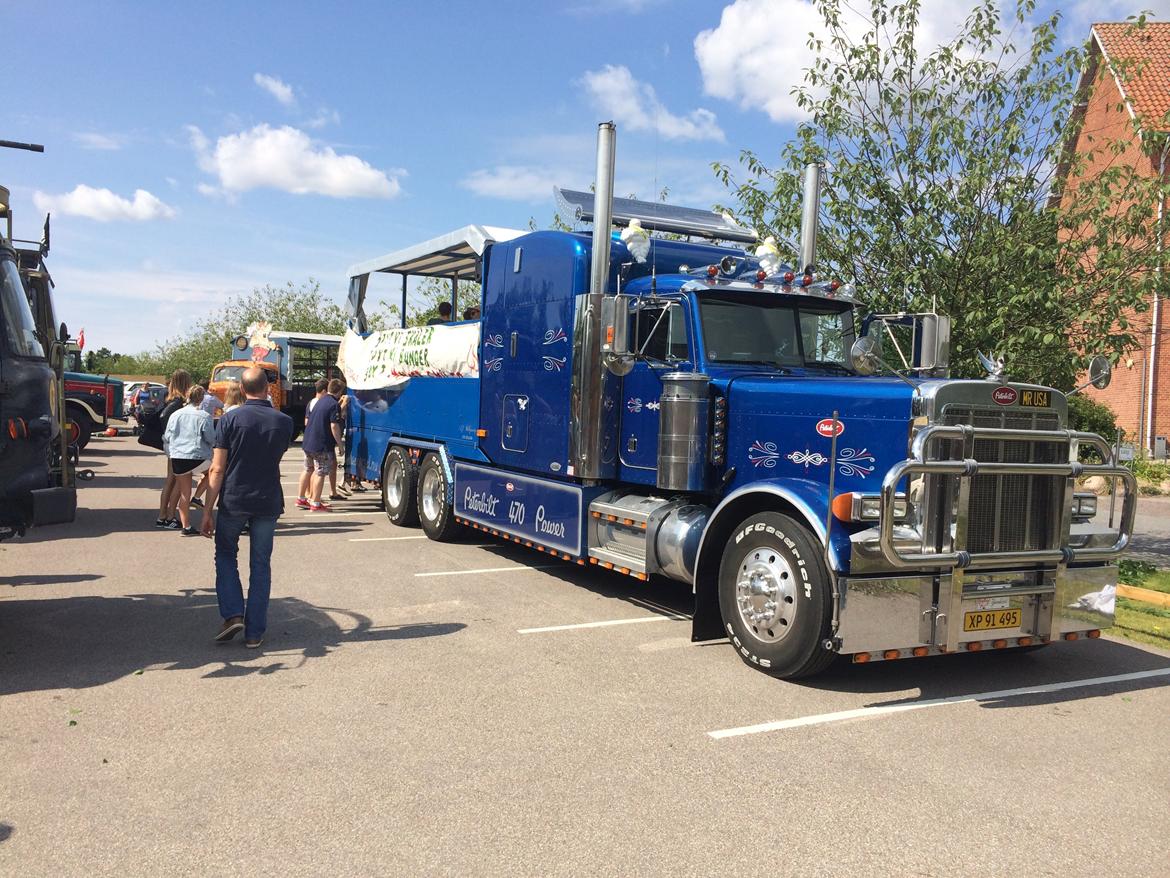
420, 465, 443, 523
386, 456, 404, 509
734, 544, 797, 643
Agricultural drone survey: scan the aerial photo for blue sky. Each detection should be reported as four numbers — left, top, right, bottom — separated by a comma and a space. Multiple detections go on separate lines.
2, 0, 1158, 354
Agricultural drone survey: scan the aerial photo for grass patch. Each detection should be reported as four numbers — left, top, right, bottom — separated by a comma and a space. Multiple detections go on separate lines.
1108, 598, 1170, 650
1118, 559, 1170, 595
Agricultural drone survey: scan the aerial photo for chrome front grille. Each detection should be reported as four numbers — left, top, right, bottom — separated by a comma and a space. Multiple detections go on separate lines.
934, 406, 1065, 554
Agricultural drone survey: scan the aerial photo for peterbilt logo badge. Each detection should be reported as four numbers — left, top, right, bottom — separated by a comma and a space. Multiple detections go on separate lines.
992, 386, 1018, 406
815, 418, 844, 437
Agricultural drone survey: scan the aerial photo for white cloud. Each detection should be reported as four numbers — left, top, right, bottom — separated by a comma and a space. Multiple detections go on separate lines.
695, 0, 975, 123
254, 72, 296, 107
461, 166, 566, 201
73, 132, 122, 151
188, 123, 401, 199
580, 64, 724, 141
32, 185, 176, 222
304, 108, 342, 129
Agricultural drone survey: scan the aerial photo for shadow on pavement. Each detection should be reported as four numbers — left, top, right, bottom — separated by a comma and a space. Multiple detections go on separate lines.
0, 822, 12, 843
0, 587, 466, 695
798, 638, 1170, 708
0, 573, 104, 587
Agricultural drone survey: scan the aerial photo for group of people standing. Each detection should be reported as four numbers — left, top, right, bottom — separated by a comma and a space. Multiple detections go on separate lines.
139, 365, 350, 648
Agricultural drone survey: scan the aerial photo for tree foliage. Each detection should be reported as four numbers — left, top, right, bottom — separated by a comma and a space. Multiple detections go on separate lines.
713, 0, 1169, 389
142, 279, 359, 384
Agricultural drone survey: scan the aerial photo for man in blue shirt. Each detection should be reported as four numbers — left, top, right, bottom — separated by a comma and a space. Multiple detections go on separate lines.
301, 378, 343, 512
200, 366, 295, 648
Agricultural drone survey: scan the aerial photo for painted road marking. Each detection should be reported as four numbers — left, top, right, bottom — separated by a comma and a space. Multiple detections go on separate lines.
518, 614, 687, 634
415, 565, 559, 578
349, 535, 428, 542
707, 667, 1170, 739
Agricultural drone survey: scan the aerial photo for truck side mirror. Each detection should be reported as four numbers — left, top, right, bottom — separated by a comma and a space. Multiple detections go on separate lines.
850, 334, 881, 376
58, 322, 68, 344
1088, 355, 1112, 390
1068, 354, 1113, 396
914, 314, 950, 376
601, 294, 637, 376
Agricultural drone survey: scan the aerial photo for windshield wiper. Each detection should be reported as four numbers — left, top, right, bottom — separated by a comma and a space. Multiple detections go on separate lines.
803, 360, 853, 375
715, 359, 792, 373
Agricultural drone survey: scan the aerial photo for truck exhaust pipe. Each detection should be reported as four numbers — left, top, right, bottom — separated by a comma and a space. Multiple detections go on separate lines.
570, 122, 620, 481
798, 163, 822, 277
589, 122, 616, 296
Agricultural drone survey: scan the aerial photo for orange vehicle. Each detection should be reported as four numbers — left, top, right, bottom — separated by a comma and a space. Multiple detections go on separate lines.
208, 359, 281, 413
207, 326, 341, 438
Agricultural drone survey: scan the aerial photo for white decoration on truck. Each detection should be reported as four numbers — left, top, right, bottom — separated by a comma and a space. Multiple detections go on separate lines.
337, 325, 480, 390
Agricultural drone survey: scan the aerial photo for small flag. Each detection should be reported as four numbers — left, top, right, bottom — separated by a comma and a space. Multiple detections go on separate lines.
78, 328, 86, 350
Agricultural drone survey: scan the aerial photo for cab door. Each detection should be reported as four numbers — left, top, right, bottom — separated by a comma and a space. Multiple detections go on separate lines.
618, 301, 691, 481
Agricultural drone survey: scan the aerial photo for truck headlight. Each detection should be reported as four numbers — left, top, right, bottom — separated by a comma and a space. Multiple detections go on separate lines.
833, 492, 909, 523
1071, 492, 1097, 522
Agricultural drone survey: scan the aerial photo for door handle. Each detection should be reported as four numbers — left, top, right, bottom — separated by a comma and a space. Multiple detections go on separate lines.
510, 332, 518, 357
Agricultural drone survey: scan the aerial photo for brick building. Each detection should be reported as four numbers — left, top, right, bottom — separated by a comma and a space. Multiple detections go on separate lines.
1058, 23, 1170, 454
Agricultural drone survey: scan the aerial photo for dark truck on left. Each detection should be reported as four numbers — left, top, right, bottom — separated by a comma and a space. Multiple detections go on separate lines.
0, 183, 75, 539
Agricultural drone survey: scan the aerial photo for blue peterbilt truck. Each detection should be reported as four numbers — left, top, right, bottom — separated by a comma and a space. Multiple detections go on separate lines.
342, 123, 1136, 678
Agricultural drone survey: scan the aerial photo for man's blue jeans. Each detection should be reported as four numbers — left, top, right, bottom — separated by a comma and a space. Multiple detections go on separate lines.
214, 512, 279, 640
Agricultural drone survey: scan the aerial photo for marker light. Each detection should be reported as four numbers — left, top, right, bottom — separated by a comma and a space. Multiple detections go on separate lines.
706, 265, 719, 277
782, 271, 795, 283
756, 269, 767, 282
830, 280, 841, 291
799, 274, 813, 287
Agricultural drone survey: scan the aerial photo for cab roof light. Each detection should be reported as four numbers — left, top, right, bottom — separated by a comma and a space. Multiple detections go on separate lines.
706, 265, 719, 277
756, 269, 767, 282
782, 270, 795, 283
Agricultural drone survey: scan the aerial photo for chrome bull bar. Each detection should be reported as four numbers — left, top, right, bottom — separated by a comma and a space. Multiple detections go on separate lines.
878, 425, 1137, 570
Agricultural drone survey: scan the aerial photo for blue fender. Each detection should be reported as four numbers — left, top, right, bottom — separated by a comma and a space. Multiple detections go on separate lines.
690, 477, 849, 641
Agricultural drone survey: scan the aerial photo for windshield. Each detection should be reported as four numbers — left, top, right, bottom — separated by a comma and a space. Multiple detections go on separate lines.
213, 364, 276, 383
1, 256, 45, 358
699, 297, 854, 370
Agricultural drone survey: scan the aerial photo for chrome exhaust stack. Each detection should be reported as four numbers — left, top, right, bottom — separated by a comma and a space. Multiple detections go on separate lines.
798, 163, 822, 277
569, 122, 619, 481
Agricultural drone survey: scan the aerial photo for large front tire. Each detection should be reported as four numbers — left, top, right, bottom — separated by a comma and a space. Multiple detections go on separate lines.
381, 446, 418, 527
718, 511, 835, 679
416, 452, 459, 542
66, 410, 92, 451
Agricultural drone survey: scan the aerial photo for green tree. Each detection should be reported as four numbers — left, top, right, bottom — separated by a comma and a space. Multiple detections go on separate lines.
713, 1, 1169, 389
145, 279, 358, 383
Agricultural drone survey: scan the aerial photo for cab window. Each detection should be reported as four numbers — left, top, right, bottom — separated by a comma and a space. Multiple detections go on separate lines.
636, 303, 688, 363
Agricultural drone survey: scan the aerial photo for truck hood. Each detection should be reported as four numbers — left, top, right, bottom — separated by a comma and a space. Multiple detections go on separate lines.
716, 372, 915, 496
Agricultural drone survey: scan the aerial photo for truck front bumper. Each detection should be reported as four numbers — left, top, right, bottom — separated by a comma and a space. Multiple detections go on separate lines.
836, 563, 1116, 658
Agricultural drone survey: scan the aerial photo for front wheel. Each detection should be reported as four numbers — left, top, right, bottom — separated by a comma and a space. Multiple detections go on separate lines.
67, 411, 92, 451
381, 446, 418, 527
416, 452, 459, 542
718, 511, 835, 679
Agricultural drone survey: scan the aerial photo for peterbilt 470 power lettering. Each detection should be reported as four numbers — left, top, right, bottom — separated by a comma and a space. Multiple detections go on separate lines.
341, 123, 1136, 678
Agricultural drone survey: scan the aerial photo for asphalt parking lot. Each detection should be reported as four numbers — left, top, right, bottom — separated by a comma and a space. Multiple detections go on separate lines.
2, 435, 1169, 877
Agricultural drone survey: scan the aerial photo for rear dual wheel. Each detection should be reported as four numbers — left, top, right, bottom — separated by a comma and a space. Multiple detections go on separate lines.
417, 453, 459, 542
381, 446, 418, 527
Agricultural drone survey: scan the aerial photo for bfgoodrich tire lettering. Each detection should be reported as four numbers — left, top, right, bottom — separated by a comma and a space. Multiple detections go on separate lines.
717, 511, 834, 679
382, 446, 418, 527
416, 452, 458, 542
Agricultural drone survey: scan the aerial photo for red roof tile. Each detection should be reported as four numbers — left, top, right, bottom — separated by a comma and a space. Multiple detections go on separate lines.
1094, 22, 1170, 130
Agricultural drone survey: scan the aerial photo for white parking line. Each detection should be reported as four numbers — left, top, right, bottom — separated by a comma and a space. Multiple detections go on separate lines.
707, 667, 1170, 739
518, 614, 687, 634
415, 564, 559, 578
349, 535, 428, 542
